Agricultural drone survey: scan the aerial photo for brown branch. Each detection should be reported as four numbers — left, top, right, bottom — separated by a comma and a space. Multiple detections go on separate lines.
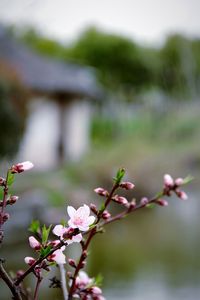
0, 259, 22, 300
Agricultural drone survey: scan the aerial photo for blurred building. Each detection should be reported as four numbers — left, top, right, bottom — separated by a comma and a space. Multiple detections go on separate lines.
0, 26, 102, 169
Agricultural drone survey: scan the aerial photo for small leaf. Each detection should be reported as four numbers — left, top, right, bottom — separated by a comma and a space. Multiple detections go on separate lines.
29, 220, 40, 234
42, 224, 52, 245
60, 219, 67, 227
99, 203, 105, 214
113, 168, 125, 185
146, 203, 156, 209
7, 171, 15, 186
94, 273, 103, 286
182, 175, 194, 185
40, 245, 52, 258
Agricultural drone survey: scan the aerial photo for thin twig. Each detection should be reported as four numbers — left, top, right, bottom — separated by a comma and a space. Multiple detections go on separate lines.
33, 276, 42, 300
0, 259, 22, 300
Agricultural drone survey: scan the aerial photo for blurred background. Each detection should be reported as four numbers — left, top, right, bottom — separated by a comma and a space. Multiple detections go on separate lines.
0, 0, 200, 299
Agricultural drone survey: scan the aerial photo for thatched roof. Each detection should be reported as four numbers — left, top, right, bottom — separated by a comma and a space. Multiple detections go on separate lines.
0, 26, 102, 99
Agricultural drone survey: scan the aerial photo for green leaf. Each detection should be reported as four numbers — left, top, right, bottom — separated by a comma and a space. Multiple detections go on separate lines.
113, 168, 125, 185
29, 220, 41, 234
146, 203, 156, 209
98, 203, 105, 213
60, 219, 67, 227
182, 175, 194, 185
42, 224, 52, 245
40, 245, 52, 258
94, 273, 103, 286
7, 171, 15, 186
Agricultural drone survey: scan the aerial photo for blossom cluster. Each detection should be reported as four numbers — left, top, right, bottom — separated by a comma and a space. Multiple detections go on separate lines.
0, 162, 190, 300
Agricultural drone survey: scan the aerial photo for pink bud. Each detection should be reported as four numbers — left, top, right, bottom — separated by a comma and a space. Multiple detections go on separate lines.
112, 195, 128, 205
94, 187, 108, 197
177, 190, 188, 200
140, 197, 148, 206
120, 181, 135, 190
91, 286, 102, 295
68, 258, 76, 268
102, 210, 111, 220
0, 177, 5, 186
156, 199, 169, 206
128, 199, 136, 210
2, 213, 10, 223
29, 236, 41, 250
164, 174, 174, 187
24, 256, 35, 266
11, 161, 34, 174
175, 178, 184, 186
90, 203, 98, 214
9, 195, 19, 204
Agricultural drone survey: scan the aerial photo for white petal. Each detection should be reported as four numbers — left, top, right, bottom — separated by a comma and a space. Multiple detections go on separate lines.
72, 233, 82, 243
67, 206, 76, 218
53, 225, 64, 237
68, 219, 77, 229
54, 250, 66, 264
86, 216, 95, 226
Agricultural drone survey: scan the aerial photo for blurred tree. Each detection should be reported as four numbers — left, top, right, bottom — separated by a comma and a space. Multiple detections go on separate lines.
0, 63, 27, 158
159, 34, 197, 98
66, 27, 154, 95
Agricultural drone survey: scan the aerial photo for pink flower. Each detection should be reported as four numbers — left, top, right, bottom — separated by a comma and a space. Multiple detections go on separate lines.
24, 256, 35, 265
164, 174, 174, 187
75, 271, 93, 288
29, 236, 41, 250
48, 246, 66, 264
67, 205, 95, 231
11, 161, 34, 173
91, 286, 102, 295
53, 224, 82, 244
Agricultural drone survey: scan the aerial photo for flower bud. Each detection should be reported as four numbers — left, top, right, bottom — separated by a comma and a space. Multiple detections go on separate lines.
102, 210, 111, 220
90, 203, 98, 215
68, 258, 76, 268
94, 188, 108, 197
82, 250, 88, 259
128, 199, 136, 210
120, 181, 135, 190
29, 236, 41, 250
164, 174, 174, 187
177, 190, 188, 200
175, 178, 184, 186
80, 260, 86, 269
112, 195, 128, 205
24, 256, 36, 266
16, 270, 24, 278
91, 286, 102, 295
3, 213, 10, 223
11, 161, 34, 174
156, 199, 168, 206
0, 177, 5, 186
140, 197, 148, 206
9, 195, 19, 205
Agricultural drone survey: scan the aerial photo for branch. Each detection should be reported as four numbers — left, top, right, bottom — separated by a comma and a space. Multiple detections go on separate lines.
0, 259, 22, 300
59, 264, 68, 300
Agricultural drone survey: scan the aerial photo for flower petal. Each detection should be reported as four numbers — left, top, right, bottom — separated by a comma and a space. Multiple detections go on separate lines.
53, 225, 64, 237
67, 206, 76, 218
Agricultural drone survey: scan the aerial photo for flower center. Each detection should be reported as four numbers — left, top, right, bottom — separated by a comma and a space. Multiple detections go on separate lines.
73, 216, 84, 226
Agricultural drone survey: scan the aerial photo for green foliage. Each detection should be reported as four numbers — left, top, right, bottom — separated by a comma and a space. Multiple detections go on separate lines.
7, 170, 15, 186
0, 81, 24, 158
113, 168, 125, 185
29, 220, 41, 234
40, 245, 52, 258
42, 224, 52, 245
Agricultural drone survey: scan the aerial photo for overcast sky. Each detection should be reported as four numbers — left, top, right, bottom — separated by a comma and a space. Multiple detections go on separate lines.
0, 0, 200, 45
